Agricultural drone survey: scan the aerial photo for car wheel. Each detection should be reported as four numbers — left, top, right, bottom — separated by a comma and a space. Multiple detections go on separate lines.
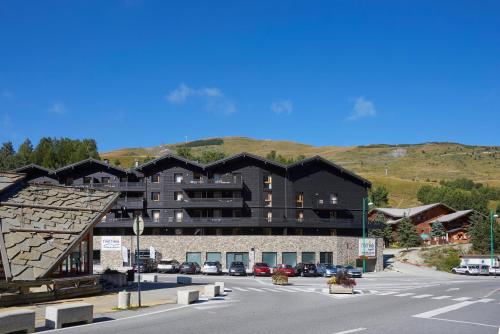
465, 271, 470, 275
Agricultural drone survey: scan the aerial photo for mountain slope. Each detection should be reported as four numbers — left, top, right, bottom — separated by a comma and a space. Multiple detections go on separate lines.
101, 137, 500, 207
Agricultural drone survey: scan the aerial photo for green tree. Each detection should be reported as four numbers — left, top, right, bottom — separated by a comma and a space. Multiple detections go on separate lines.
17, 138, 33, 166
199, 150, 226, 163
113, 158, 121, 166
0, 141, 18, 171
430, 221, 446, 244
468, 213, 500, 254
176, 146, 194, 160
396, 217, 421, 249
368, 213, 393, 246
369, 186, 389, 207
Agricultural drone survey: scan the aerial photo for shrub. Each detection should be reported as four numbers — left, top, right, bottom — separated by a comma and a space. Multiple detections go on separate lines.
327, 270, 356, 287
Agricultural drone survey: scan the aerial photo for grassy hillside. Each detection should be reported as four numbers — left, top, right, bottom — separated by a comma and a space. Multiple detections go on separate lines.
101, 137, 500, 208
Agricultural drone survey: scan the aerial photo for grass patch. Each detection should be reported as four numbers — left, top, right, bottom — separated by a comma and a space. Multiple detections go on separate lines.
420, 246, 462, 272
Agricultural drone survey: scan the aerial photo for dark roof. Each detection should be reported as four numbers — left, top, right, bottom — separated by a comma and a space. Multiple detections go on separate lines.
287, 155, 371, 187
53, 158, 129, 175
0, 172, 26, 193
13, 164, 54, 174
135, 153, 204, 171
204, 152, 287, 170
0, 176, 119, 281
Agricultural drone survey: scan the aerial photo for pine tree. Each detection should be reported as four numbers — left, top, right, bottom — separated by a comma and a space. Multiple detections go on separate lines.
397, 217, 421, 249
430, 221, 446, 244
0, 141, 17, 171
17, 138, 33, 166
468, 213, 500, 254
369, 186, 389, 207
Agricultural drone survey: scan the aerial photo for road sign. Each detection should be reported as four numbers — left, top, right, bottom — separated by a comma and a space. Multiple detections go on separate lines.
133, 216, 144, 235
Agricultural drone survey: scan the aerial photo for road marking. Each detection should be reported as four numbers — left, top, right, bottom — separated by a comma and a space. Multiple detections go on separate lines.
477, 298, 494, 303
412, 294, 433, 299
413, 301, 477, 319
232, 287, 249, 292
453, 297, 472, 301
246, 287, 264, 292
377, 291, 397, 295
423, 317, 498, 329
276, 288, 298, 292
484, 287, 500, 298
446, 288, 460, 291
394, 293, 415, 297
332, 327, 367, 334
261, 288, 282, 292
432, 296, 451, 300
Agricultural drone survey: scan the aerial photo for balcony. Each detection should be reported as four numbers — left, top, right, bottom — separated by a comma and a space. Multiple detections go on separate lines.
181, 177, 243, 190
181, 197, 244, 208
312, 199, 341, 210
85, 182, 146, 192
116, 197, 144, 210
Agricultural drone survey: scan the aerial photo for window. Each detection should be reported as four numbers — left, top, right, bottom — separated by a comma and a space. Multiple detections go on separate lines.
174, 173, 183, 183
206, 252, 221, 262
320, 252, 333, 265
265, 193, 272, 207
102, 177, 110, 184
152, 173, 160, 183
296, 210, 304, 222
296, 192, 304, 207
330, 193, 338, 205
186, 252, 201, 265
151, 192, 160, 201
282, 252, 297, 267
262, 252, 277, 268
266, 211, 272, 223
152, 210, 160, 223
101, 214, 107, 223
263, 174, 272, 189
83, 177, 92, 184
93, 250, 101, 266
226, 252, 249, 268
175, 210, 183, 222
174, 191, 184, 201
122, 249, 131, 266
302, 252, 316, 264
193, 173, 203, 183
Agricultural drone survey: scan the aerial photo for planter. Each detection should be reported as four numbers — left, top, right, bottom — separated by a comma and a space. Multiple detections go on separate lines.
328, 284, 354, 294
272, 276, 288, 285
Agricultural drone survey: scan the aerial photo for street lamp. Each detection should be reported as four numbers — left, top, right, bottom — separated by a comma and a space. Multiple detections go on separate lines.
490, 210, 499, 267
362, 198, 374, 273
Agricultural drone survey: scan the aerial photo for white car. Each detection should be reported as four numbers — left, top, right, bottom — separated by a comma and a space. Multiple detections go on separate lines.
452, 265, 488, 275
157, 259, 180, 273
489, 266, 500, 276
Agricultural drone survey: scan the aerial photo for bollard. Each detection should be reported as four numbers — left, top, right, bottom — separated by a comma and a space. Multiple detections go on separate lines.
118, 290, 131, 309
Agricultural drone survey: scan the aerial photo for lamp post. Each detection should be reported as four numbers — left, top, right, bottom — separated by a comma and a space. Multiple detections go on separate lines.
362, 198, 374, 273
490, 210, 499, 267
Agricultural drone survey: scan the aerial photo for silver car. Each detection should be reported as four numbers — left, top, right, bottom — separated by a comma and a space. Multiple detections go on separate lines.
317, 264, 338, 277
202, 261, 222, 275
345, 265, 363, 278
228, 262, 246, 276
157, 259, 180, 273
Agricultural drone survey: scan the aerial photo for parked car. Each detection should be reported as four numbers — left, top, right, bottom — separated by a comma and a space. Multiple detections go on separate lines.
157, 259, 180, 273
253, 262, 271, 276
274, 264, 296, 277
317, 264, 338, 277
202, 261, 222, 275
228, 261, 246, 276
452, 265, 482, 275
132, 259, 156, 273
345, 265, 363, 278
179, 262, 201, 274
489, 266, 500, 276
295, 263, 317, 277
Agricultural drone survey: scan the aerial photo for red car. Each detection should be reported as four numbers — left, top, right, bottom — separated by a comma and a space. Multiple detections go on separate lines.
274, 264, 296, 277
253, 262, 271, 276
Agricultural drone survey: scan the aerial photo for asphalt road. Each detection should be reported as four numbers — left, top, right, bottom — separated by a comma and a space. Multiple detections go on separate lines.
43, 272, 500, 334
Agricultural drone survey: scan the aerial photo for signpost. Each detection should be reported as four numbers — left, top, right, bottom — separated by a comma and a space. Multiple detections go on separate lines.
133, 215, 144, 307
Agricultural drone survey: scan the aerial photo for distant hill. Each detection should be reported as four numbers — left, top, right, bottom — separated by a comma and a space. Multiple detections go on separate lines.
101, 137, 500, 208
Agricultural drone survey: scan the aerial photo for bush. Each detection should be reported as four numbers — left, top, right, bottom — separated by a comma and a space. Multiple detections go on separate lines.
327, 270, 356, 287
421, 247, 461, 272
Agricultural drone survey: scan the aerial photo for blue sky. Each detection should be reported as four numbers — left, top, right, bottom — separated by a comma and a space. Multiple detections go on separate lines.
1, 1, 499, 152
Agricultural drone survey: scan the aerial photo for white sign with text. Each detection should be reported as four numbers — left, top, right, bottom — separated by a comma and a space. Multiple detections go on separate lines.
101, 236, 122, 251
358, 238, 376, 257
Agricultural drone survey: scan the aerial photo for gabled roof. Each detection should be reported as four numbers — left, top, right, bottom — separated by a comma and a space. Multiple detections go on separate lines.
287, 155, 371, 186
0, 180, 119, 281
0, 172, 25, 193
135, 153, 204, 171
375, 203, 444, 220
13, 163, 53, 174
53, 158, 129, 175
430, 210, 474, 224
204, 152, 287, 170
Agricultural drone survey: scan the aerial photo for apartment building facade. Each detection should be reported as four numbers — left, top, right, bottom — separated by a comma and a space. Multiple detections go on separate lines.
14, 153, 384, 271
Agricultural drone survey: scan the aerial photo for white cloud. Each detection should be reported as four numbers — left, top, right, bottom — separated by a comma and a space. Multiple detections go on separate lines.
49, 102, 67, 115
166, 83, 235, 114
348, 96, 376, 120
271, 99, 293, 115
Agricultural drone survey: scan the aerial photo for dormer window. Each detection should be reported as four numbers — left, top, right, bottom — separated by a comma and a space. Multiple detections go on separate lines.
152, 173, 160, 183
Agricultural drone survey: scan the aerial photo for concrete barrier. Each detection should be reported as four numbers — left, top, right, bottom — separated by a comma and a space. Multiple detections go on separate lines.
215, 281, 225, 293
118, 291, 131, 309
177, 290, 199, 305
141, 274, 158, 282
204, 285, 220, 297
177, 276, 192, 284
0, 309, 35, 334
45, 303, 93, 329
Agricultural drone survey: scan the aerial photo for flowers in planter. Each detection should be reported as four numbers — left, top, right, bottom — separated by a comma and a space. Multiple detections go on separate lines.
272, 270, 289, 285
326, 270, 356, 288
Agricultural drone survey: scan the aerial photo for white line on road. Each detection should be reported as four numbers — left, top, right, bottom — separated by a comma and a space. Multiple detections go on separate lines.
412, 294, 433, 299
232, 287, 249, 292
246, 287, 264, 292
446, 288, 460, 291
332, 327, 367, 334
431, 296, 451, 300
484, 287, 500, 298
413, 301, 477, 319
394, 293, 415, 297
261, 288, 282, 292
423, 317, 498, 329
477, 298, 494, 303
452, 297, 472, 301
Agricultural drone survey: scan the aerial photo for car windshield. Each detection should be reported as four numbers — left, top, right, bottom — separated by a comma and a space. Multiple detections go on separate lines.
160, 261, 172, 265
284, 265, 293, 269
345, 265, 354, 269
231, 262, 244, 267
325, 265, 335, 269
204, 262, 218, 266
182, 262, 193, 266
255, 263, 268, 267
